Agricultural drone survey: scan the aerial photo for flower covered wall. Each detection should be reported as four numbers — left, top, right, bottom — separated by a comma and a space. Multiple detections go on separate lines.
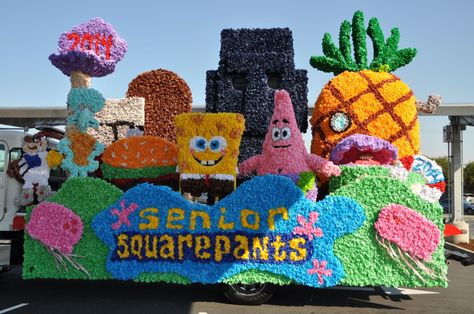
126, 69, 192, 143
206, 28, 308, 162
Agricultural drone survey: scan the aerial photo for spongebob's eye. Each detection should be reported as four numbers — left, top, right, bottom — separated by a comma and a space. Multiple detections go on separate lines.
330, 112, 351, 133
272, 127, 281, 141
209, 136, 227, 152
190, 136, 207, 152
281, 127, 291, 140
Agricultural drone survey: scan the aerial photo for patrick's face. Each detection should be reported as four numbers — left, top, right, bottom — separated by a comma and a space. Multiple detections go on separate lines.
269, 118, 294, 150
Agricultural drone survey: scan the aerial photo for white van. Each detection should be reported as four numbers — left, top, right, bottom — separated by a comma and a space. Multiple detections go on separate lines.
0, 128, 65, 271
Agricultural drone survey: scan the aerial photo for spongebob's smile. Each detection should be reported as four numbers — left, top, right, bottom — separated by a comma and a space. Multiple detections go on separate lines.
192, 155, 224, 166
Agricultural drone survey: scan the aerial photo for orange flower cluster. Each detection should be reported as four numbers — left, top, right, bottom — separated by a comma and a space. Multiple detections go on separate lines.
311, 70, 420, 159
126, 69, 192, 143
68, 128, 98, 166
102, 136, 178, 169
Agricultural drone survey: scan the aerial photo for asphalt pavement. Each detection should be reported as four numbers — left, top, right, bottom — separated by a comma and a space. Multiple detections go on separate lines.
0, 258, 473, 314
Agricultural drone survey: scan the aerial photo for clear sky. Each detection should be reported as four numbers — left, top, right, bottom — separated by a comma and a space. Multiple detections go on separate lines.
0, 0, 473, 162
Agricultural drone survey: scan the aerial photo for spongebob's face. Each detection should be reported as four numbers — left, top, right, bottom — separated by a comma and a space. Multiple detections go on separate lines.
175, 113, 245, 175
189, 136, 227, 167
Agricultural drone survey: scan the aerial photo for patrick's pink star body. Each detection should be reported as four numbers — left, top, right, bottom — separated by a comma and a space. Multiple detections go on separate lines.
239, 90, 340, 177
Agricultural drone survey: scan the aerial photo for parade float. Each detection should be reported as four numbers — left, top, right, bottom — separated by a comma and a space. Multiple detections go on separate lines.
18, 12, 448, 305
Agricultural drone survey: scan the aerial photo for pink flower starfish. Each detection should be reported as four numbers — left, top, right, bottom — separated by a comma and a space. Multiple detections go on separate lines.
111, 200, 138, 230
292, 212, 323, 240
307, 259, 333, 285
239, 90, 340, 177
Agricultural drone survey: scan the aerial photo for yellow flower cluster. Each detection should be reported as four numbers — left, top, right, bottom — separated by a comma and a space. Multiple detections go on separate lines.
46, 150, 64, 168
114, 232, 308, 263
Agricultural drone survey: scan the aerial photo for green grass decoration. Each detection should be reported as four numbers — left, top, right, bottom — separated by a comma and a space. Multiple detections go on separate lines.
310, 10, 417, 75
330, 168, 447, 287
297, 172, 316, 194
135, 272, 192, 284
224, 270, 293, 285
329, 166, 426, 192
101, 163, 176, 180
23, 178, 123, 280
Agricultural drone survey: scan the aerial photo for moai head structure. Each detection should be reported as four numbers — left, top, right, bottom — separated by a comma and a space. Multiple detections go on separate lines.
206, 28, 308, 161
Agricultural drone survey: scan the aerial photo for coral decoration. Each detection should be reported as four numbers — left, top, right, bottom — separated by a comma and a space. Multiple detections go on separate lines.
374, 204, 441, 283
59, 127, 104, 177
127, 69, 192, 143
330, 134, 398, 165
49, 17, 127, 77
239, 90, 340, 179
26, 201, 89, 277
307, 259, 333, 285
67, 88, 105, 131
293, 212, 323, 240
206, 28, 309, 162
88, 97, 145, 146
175, 113, 245, 205
309, 11, 420, 160
102, 136, 177, 169
110, 200, 138, 230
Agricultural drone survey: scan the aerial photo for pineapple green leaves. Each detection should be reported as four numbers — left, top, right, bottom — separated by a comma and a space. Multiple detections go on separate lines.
310, 11, 417, 75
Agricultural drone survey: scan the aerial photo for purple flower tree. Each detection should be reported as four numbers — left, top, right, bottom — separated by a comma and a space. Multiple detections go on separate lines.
49, 17, 128, 82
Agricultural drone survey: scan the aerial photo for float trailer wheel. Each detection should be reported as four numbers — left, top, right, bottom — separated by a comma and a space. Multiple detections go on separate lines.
223, 283, 276, 305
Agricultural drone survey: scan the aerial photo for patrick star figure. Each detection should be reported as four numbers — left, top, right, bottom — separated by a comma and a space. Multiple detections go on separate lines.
239, 90, 341, 179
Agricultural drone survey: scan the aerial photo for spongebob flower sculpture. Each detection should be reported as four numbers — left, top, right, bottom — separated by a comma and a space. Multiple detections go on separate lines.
239, 90, 340, 199
175, 113, 245, 205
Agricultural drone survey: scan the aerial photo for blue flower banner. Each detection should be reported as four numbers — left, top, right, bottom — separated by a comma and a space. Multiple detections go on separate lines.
92, 175, 365, 287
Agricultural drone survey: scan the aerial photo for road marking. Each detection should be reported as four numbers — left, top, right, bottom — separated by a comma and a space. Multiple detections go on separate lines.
327, 286, 439, 296
0, 303, 29, 314
382, 287, 439, 295
327, 286, 376, 292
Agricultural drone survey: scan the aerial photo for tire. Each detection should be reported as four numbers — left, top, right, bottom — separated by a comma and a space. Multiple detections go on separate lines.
222, 283, 276, 305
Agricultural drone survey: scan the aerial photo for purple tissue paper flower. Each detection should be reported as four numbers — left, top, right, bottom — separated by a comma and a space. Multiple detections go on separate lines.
330, 134, 398, 165
49, 17, 128, 77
